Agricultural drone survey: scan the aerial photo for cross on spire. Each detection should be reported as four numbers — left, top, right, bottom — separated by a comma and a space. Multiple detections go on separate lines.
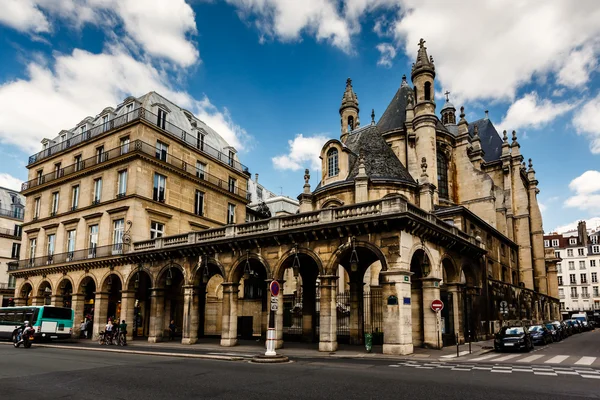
418, 38, 426, 48
444, 91, 450, 102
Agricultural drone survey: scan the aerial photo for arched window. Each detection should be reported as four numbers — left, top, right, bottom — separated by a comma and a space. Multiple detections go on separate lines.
437, 152, 449, 199
327, 148, 339, 177
414, 87, 418, 102
424, 82, 431, 101
347, 116, 354, 132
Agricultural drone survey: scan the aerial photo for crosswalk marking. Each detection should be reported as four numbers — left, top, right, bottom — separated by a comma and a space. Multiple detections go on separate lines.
545, 355, 570, 364
574, 357, 596, 366
469, 354, 498, 361
517, 355, 544, 363
492, 354, 521, 362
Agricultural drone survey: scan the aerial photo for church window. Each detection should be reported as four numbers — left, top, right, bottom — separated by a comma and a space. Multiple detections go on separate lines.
347, 116, 354, 132
424, 82, 432, 101
437, 152, 449, 199
414, 87, 418, 102
327, 148, 339, 177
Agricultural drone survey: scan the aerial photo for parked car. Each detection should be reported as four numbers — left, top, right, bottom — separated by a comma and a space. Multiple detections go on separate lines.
529, 325, 553, 345
544, 323, 562, 342
546, 320, 569, 339
494, 326, 533, 352
565, 319, 582, 334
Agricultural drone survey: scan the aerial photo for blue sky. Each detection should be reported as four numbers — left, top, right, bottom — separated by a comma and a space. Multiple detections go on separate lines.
0, 0, 599, 233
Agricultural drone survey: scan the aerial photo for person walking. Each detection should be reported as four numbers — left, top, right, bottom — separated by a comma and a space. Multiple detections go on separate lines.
79, 319, 86, 339
169, 320, 176, 341
85, 318, 92, 339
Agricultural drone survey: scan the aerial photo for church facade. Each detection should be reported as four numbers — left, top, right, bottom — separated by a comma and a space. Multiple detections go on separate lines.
9, 40, 559, 355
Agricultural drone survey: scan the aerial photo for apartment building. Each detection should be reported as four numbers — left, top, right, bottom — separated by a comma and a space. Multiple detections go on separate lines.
0, 187, 24, 306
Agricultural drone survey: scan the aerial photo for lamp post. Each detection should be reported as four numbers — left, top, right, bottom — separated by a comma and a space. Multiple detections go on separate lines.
349, 237, 359, 273
292, 246, 301, 278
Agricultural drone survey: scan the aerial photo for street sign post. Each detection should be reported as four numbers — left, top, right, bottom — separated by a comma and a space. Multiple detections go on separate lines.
431, 299, 444, 312
500, 300, 508, 315
266, 281, 280, 356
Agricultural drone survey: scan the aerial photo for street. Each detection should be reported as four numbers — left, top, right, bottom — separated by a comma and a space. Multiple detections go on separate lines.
1, 333, 599, 400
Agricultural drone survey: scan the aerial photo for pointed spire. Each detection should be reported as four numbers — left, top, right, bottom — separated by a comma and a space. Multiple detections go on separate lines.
340, 77, 359, 113
357, 150, 367, 178
484, 110, 489, 120
371, 109, 375, 125
411, 38, 436, 81
401, 74, 408, 87
527, 158, 538, 184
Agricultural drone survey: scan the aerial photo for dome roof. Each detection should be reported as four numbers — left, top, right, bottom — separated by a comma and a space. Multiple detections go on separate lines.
441, 99, 455, 112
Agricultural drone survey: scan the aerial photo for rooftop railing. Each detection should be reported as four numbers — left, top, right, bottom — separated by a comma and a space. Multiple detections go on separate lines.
26, 107, 249, 174
0, 207, 24, 220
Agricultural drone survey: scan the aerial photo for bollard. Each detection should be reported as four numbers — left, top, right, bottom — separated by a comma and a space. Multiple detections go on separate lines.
456, 334, 459, 357
468, 331, 472, 354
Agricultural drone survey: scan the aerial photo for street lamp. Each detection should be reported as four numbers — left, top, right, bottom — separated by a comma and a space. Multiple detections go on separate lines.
166, 267, 173, 286
349, 237, 359, 273
202, 256, 210, 284
107, 275, 113, 292
243, 250, 252, 280
422, 255, 431, 277
292, 246, 301, 278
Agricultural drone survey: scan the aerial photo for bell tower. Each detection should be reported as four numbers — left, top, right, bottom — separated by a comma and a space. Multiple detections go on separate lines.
340, 78, 359, 143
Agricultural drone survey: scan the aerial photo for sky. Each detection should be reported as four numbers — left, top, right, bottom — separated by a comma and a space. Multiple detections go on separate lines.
0, 0, 599, 234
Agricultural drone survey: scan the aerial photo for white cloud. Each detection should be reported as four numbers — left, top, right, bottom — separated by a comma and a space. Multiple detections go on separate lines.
556, 43, 598, 88
538, 201, 547, 214
0, 173, 23, 192
376, 43, 396, 68
272, 134, 329, 171
573, 93, 600, 154
0, 47, 247, 153
0, 0, 198, 67
497, 92, 575, 134
563, 170, 600, 212
554, 217, 600, 234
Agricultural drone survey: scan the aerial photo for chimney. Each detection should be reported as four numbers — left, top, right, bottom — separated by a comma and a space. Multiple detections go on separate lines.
255, 173, 259, 183
578, 220, 588, 246
484, 110, 489, 120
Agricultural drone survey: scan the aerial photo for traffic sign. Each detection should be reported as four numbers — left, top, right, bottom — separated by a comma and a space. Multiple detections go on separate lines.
270, 297, 278, 311
270, 280, 280, 297
431, 299, 444, 312
500, 300, 509, 315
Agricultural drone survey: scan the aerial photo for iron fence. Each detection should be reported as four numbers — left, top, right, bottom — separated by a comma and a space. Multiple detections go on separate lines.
0, 208, 24, 220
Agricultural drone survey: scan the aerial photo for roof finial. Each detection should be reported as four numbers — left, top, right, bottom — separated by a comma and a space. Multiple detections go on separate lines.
473, 125, 480, 139
371, 109, 375, 124
444, 91, 450, 102
528, 158, 533, 169
303, 169, 311, 194
401, 74, 408, 87
484, 110, 489, 120
503, 130, 508, 143
418, 38, 426, 49
460, 106, 465, 119
346, 77, 352, 87
512, 130, 518, 143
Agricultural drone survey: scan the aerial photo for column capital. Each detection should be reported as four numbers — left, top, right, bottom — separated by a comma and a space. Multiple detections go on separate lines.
93, 291, 110, 296
380, 270, 413, 285
149, 288, 165, 296
120, 290, 136, 295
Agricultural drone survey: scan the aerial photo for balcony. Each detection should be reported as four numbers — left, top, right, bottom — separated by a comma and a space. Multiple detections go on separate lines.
22, 140, 247, 200
559, 294, 565, 299
26, 107, 249, 174
581, 293, 591, 299
8, 244, 129, 271
0, 227, 21, 238
0, 208, 24, 220
571, 293, 579, 298
0, 282, 15, 290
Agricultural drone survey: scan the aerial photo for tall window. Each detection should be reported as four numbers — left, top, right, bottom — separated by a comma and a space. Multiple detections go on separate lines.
581, 274, 587, 283
54, 163, 62, 179
33, 197, 41, 219
228, 150, 235, 167
592, 272, 597, 283
557, 276, 563, 285
88, 224, 99, 257
47, 234, 56, 257
125, 103, 133, 121
347, 116, 354, 132
543, 240, 549, 247
156, 140, 168, 161
120, 136, 130, 155
93, 178, 102, 204
117, 170, 127, 197
112, 219, 124, 253
74, 155, 83, 171
36, 170, 43, 184
555, 251, 560, 258
196, 161, 206, 180
569, 274, 576, 284
71, 185, 79, 210
66, 230, 76, 258
197, 133, 204, 151
195, 190, 205, 216
424, 81, 432, 101
327, 148, 339, 177
593, 245, 600, 254
552, 239, 559, 247
569, 261, 575, 270
571, 287, 578, 297
228, 177, 237, 194
96, 146, 105, 163
569, 238, 577, 245
227, 203, 235, 224
29, 238, 37, 261
60, 134, 65, 142
437, 152, 449, 199
150, 221, 164, 239
257, 187, 263, 200
578, 248, 585, 256
11, 243, 20, 259
80, 125, 87, 135
157, 108, 167, 129
51, 192, 59, 215
567, 249, 573, 257
580, 260, 586, 269
102, 115, 109, 131
591, 260, 597, 267
153, 173, 166, 202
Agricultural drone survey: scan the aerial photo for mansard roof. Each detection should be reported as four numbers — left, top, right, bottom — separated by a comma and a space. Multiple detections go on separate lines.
468, 118, 503, 162
377, 82, 412, 134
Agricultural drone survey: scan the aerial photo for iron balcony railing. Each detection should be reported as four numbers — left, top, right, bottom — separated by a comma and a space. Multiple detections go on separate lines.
22, 140, 247, 199
0, 227, 21, 238
8, 243, 129, 271
0, 207, 24, 220
26, 107, 249, 174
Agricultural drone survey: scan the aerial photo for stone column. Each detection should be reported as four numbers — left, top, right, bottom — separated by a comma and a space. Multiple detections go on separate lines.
381, 270, 413, 355
446, 283, 464, 344
421, 277, 442, 349
31, 296, 45, 306
92, 291, 109, 339
182, 285, 199, 345
70, 293, 85, 338
50, 295, 63, 306
319, 275, 338, 352
14, 297, 27, 306
120, 290, 136, 341
349, 281, 364, 345
220, 283, 239, 347
148, 288, 165, 343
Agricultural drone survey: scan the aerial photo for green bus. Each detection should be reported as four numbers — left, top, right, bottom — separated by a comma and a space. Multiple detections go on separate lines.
0, 306, 74, 341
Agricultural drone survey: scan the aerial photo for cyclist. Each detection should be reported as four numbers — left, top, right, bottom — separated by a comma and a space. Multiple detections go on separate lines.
105, 319, 114, 344
119, 320, 128, 345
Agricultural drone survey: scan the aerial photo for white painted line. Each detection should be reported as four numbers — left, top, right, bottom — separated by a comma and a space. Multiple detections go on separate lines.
416, 366, 434, 369
512, 368, 534, 373
469, 354, 500, 361
207, 352, 256, 357
491, 370, 512, 373
581, 375, 600, 380
534, 372, 558, 376
493, 354, 521, 362
389, 365, 400, 367
544, 355, 570, 364
574, 357, 596, 366
494, 366, 513, 370
451, 368, 471, 371
473, 367, 492, 370
440, 351, 471, 359
517, 355, 544, 363
555, 371, 579, 375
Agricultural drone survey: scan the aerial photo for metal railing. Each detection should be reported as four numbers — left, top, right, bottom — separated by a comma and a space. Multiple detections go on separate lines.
22, 140, 247, 199
0, 227, 21, 238
8, 243, 129, 271
26, 107, 249, 174
0, 208, 24, 220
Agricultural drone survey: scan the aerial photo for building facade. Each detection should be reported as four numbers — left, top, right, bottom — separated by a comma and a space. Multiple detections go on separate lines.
545, 221, 600, 316
0, 187, 24, 306
246, 173, 299, 222
9, 40, 559, 355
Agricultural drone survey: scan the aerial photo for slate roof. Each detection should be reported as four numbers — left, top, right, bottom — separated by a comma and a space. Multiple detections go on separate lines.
468, 118, 503, 162
377, 83, 412, 133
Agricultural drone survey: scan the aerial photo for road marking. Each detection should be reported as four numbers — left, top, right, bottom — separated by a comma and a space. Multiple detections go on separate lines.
491, 369, 511, 373
440, 351, 470, 359
574, 357, 596, 366
492, 354, 521, 362
581, 375, 600, 380
512, 368, 533, 373
534, 372, 558, 376
469, 354, 499, 361
517, 355, 544, 363
544, 355, 569, 364
451, 368, 471, 371
555, 371, 579, 375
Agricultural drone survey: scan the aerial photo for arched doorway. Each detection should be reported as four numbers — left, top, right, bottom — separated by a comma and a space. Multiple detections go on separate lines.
19, 283, 33, 306
461, 264, 480, 341
79, 276, 96, 323
157, 263, 185, 341
440, 258, 459, 346
193, 256, 225, 340
37, 281, 52, 305
127, 269, 152, 339
233, 253, 269, 341
102, 273, 123, 322
58, 279, 73, 308
410, 249, 429, 347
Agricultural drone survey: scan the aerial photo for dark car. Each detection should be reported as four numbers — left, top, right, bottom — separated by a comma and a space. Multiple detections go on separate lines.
529, 325, 553, 345
494, 326, 533, 352
548, 320, 569, 339
544, 323, 562, 342
565, 319, 581, 334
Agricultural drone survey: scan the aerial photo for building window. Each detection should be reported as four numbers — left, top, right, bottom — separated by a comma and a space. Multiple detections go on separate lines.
88, 224, 99, 257
557, 276, 563, 285
581, 274, 588, 283
571, 287, 578, 297
153, 173, 166, 202
102, 115, 109, 131
155, 140, 169, 161
593, 245, 600, 254
567, 249, 573, 257
555, 251, 560, 258
14, 225, 22, 237
228, 177, 237, 194
594, 286, 599, 297
570, 274, 576, 284
150, 221, 164, 239
197, 133, 204, 151
80, 125, 87, 135
157, 108, 167, 130
592, 235, 598, 244
74, 155, 83, 171
54, 163, 62, 179
582, 287, 589, 297
117, 170, 127, 197
120, 136, 130, 155
33, 197, 41, 219
96, 146, 105, 163
543, 240, 550, 247
569, 238, 577, 245
71, 185, 79, 210
227, 203, 235, 224
552, 239, 559, 247
93, 178, 102, 204
125, 103, 134, 121
196, 161, 206, 180
592, 272, 598, 283
327, 148, 339, 177
437, 152, 449, 199
194, 190, 204, 216
47, 234, 56, 257
580, 260, 586, 269
29, 238, 37, 261
66, 230, 76, 258
257, 187, 263, 201
228, 150, 235, 167
424, 81, 432, 101
592, 260, 597, 267
557, 263, 562, 273
347, 116, 354, 132
11, 243, 20, 259
112, 219, 124, 253
36, 170, 43, 184
578, 248, 585, 256
568, 261, 575, 270
51, 192, 59, 215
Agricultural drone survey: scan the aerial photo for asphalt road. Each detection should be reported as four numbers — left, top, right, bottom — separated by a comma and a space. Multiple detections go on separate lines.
1, 345, 599, 399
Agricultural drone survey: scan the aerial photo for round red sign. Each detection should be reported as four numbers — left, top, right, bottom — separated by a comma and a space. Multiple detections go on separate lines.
270, 281, 280, 297
431, 299, 444, 312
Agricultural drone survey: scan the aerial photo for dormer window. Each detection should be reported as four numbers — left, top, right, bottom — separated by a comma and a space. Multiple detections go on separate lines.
102, 115, 109, 132
80, 125, 86, 135
157, 108, 167, 130
327, 148, 339, 177
125, 103, 134, 122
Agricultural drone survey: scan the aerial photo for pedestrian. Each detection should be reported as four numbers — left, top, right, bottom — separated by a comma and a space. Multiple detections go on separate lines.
169, 320, 176, 341
79, 319, 86, 339
85, 318, 92, 339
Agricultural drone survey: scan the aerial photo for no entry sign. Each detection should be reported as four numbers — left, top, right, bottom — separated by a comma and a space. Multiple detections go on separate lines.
270, 280, 280, 297
431, 299, 444, 312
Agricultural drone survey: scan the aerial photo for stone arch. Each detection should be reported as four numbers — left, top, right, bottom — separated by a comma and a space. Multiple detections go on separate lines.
192, 256, 226, 285
156, 261, 185, 287
124, 265, 154, 290
17, 281, 34, 298
99, 269, 126, 292
461, 263, 482, 288
36, 279, 53, 297
227, 252, 272, 283
407, 243, 436, 279
76, 274, 98, 294
57, 275, 75, 291
274, 247, 325, 281
325, 238, 388, 276
440, 256, 460, 284
321, 198, 344, 209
